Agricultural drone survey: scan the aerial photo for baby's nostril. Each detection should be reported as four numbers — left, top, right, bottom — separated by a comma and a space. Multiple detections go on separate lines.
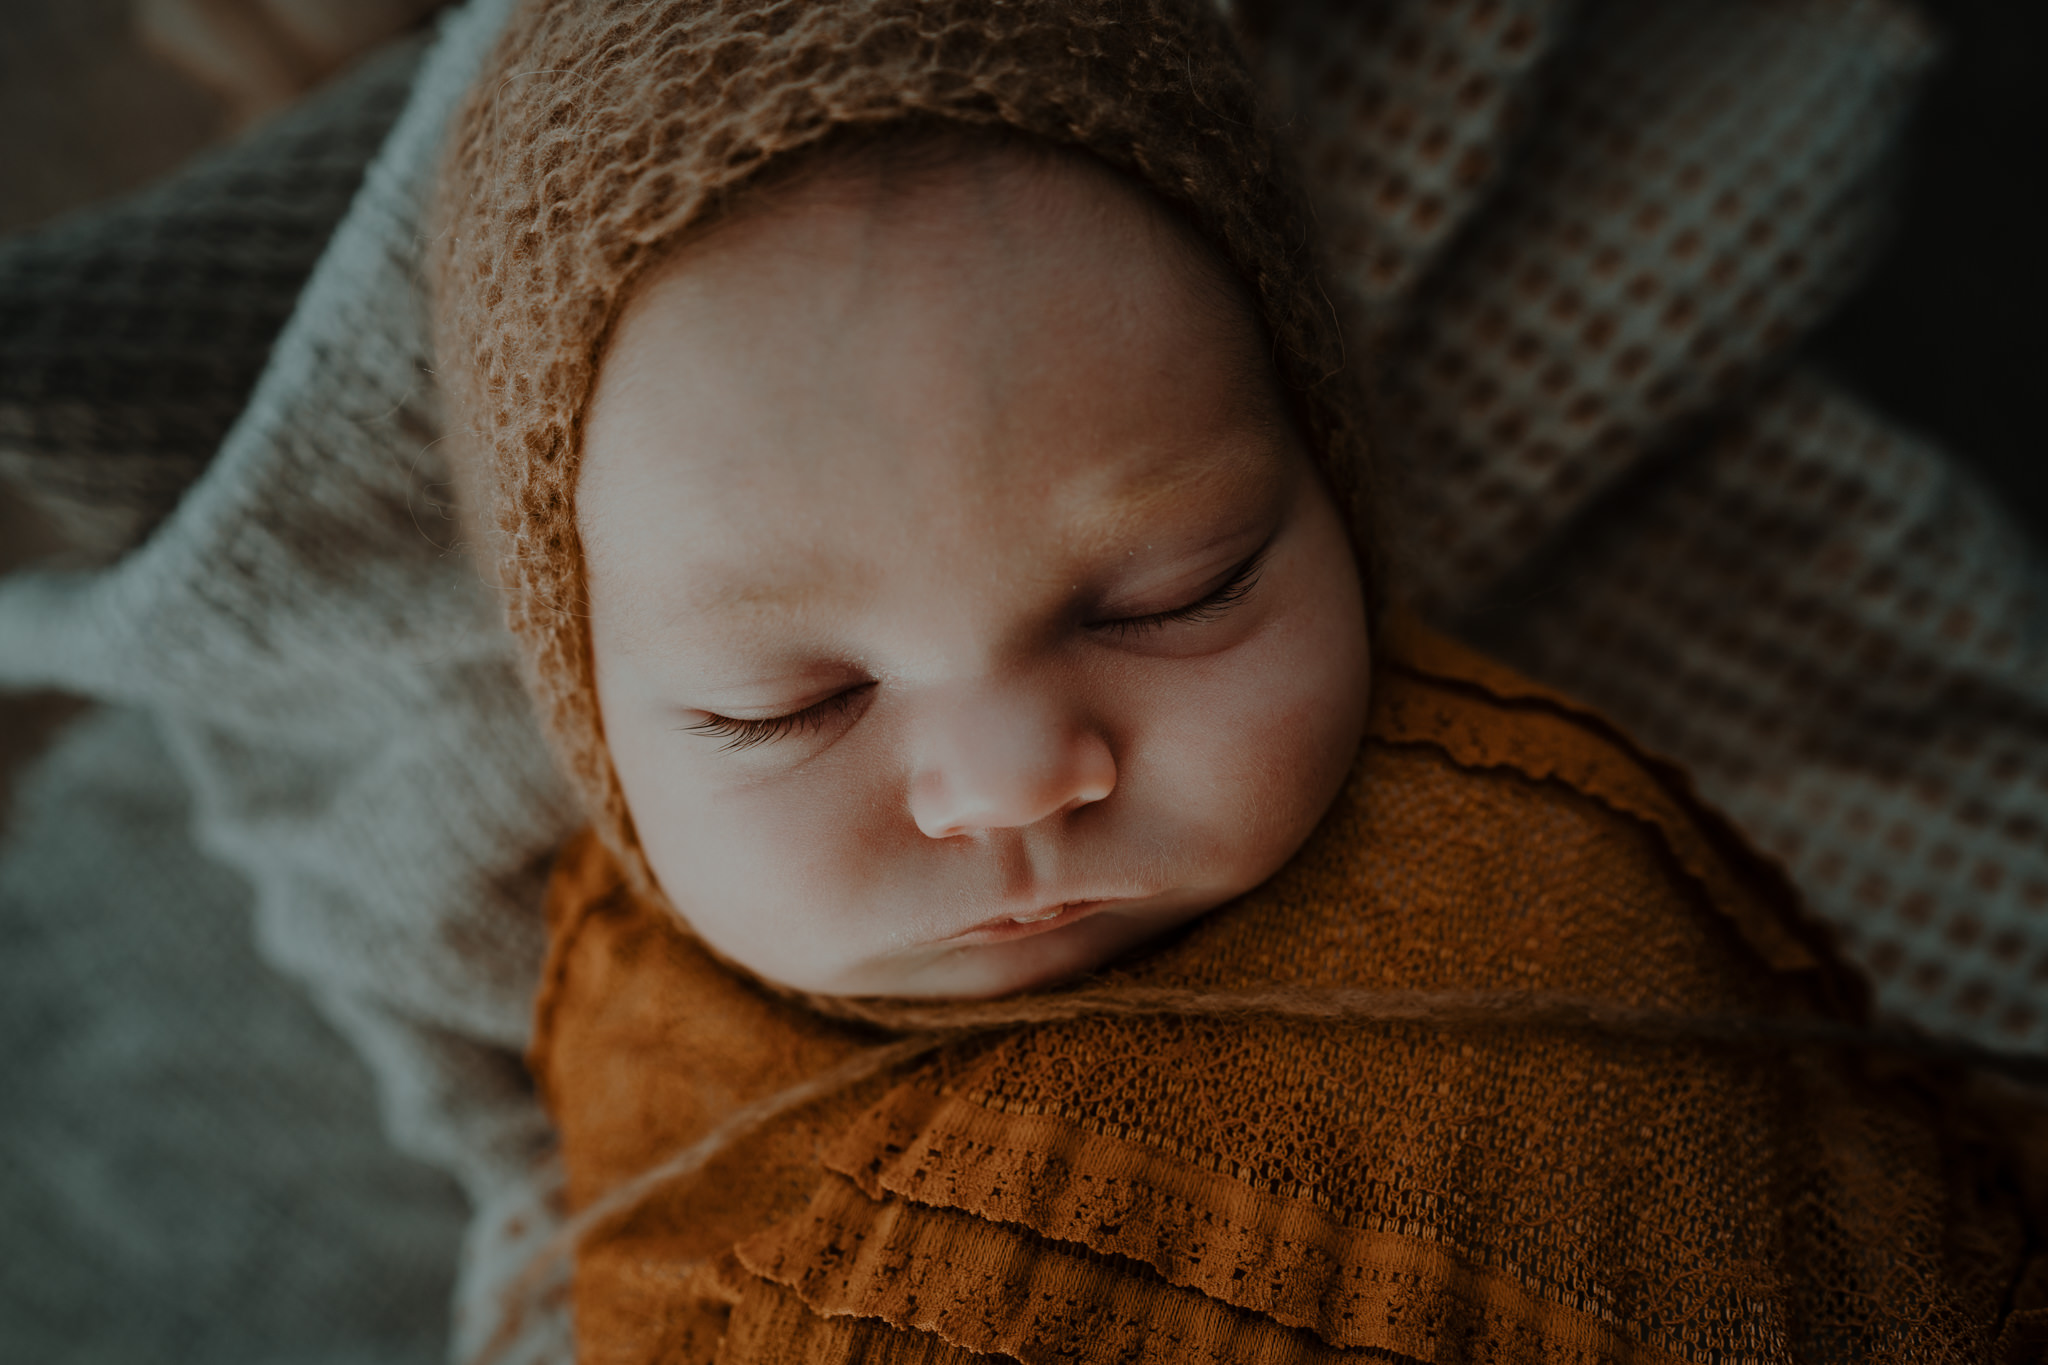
1059, 788, 1107, 817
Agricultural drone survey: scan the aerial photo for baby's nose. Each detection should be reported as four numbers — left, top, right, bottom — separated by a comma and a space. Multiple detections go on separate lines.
907, 685, 1116, 838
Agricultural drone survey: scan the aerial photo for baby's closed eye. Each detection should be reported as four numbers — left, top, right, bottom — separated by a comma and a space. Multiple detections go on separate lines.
1084, 543, 1269, 643
676, 540, 1275, 756
682, 683, 876, 752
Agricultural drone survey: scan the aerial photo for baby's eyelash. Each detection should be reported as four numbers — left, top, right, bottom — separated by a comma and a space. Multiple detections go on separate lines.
1093, 547, 1269, 639
682, 684, 870, 752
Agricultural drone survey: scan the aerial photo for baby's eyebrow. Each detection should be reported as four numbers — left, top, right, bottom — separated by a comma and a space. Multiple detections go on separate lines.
1060, 439, 1286, 550
679, 573, 864, 630
644, 436, 1289, 636
657, 539, 865, 623
686, 575, 824, 616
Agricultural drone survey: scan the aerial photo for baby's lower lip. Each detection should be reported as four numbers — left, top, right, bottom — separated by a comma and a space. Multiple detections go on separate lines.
944, 900, 1114, 946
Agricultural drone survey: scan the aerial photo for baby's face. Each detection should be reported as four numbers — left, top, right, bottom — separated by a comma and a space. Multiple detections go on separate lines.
579, 144, 1371, 998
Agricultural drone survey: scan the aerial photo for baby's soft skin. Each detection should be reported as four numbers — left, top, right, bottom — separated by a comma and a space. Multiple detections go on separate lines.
578, 140, 1372, 998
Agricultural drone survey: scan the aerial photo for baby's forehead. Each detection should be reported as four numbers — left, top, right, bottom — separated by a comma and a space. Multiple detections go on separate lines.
640, 130, 1273, 379
575, 127, 1308, 650
589, 136, 1286, 485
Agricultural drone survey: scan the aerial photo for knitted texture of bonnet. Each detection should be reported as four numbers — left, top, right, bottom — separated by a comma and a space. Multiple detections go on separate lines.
432, 0, 1375, 875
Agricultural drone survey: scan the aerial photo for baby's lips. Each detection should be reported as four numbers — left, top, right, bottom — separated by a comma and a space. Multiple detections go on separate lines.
940, 898, 1120, 946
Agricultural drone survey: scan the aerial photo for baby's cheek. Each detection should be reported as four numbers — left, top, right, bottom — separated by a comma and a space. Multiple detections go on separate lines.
1136, 622, 1366, 891
1219, 631, 1360, 788
636, 758, 909, 979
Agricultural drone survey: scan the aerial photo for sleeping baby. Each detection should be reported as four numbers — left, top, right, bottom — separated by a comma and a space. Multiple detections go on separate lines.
431, 1, 2042, 1361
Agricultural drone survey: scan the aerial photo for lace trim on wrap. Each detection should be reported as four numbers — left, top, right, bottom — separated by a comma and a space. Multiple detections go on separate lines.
720, 1270, 1004, 1364
734, 1166, 1690, 1365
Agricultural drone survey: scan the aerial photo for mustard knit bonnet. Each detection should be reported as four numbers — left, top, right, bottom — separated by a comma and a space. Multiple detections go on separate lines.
431, 0, 1376, 882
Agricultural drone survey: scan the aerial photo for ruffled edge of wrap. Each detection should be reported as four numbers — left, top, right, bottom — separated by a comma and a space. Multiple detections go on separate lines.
1373, 617, 1845, 987
735, 1108, 1695, 1365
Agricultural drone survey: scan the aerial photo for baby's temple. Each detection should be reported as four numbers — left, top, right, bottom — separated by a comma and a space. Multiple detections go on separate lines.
1, 0, 2045, 1362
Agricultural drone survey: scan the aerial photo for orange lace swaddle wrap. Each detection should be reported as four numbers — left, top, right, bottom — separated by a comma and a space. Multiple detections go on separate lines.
531, 624, 2036, 1365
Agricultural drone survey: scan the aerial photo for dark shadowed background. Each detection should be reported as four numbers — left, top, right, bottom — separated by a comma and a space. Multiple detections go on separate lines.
1806, 0, 2048, 541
